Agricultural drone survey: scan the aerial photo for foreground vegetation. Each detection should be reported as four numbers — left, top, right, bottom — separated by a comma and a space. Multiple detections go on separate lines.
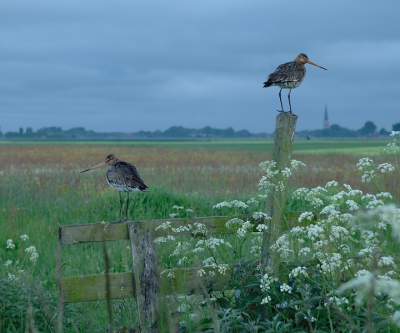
0, 137, 399, 332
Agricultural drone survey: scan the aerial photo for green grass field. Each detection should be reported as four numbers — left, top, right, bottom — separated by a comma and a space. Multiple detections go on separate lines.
0, 137, 388, 154
1, 138, 399, 332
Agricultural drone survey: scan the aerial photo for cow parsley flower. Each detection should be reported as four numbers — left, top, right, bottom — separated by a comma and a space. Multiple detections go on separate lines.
378, 256, 395, 267
280, 283, 292, 293
356, 157, 374, 171
6, 239, 15, 249
346, 199, 360, 211
289, 266, 308, 278
25, 246, 39, 262
378, 163, 395, 174
298, 211, 314, 223
325, 180, 339, 188
361, 170, 375, 183
290, 159, 306, 169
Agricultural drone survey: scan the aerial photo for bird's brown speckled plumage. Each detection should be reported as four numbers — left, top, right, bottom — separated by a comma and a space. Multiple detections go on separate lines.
80, 154, 148, 221
263, 53, 327, 116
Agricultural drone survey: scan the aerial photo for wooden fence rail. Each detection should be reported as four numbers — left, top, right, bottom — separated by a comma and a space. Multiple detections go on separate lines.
58, 211, 311, 331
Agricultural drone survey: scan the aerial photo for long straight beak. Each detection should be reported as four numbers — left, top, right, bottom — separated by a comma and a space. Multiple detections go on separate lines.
307, 60, 327, 70
80, 161, 107, 173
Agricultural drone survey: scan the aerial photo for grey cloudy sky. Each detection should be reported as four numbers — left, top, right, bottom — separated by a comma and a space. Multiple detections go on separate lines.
1, 1, 399, 134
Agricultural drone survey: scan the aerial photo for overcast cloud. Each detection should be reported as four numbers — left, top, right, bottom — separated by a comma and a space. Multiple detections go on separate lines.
1, 0, 399, 134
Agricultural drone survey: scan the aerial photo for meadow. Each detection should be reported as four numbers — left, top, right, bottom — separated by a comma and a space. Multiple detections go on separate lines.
0, 138, 399, 332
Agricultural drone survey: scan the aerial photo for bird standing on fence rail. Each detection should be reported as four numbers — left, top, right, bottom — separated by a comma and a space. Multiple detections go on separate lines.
80, 154, 148, 222
263, 53, 327, 116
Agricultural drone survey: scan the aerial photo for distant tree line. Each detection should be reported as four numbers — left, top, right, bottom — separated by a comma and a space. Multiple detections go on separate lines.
297, 121, 400, 138
1, 122, 399, 140
0, 125, 263, 139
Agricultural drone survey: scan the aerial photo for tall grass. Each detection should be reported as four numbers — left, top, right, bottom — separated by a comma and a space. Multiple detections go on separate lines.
0, 140, 399, 331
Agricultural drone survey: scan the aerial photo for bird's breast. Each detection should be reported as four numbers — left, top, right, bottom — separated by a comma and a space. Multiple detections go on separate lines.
275, 81, 303, 89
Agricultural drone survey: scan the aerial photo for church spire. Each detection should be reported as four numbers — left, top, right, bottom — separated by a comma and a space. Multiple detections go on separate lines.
323, 105, 329, 129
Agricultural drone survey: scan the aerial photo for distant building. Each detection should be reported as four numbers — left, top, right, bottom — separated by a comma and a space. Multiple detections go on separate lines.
323, 105, 329, 129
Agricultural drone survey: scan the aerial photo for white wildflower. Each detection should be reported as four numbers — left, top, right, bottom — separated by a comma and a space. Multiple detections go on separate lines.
213, 200, 248, 210
330, 226, 349, 239
306, 224, 325, 241
261, 296, 272, 304
292, 187, 309, 200
6, 239, 15, 249
346, 200, 360, 211
366, 199, 384, 209
256, 224, 268, 231
4, 260, 12, 267
348, 189, 363, 197
237, 220, 253, 238
271, 234, 292, 258
298, 212, 314, 223
225, 218, 244, 229
392, 310, 400, 327
382, 142, 399, 156
29, 252, 39, 262
260, 273, 271, 292
290, 159, 306, 169
154, 235, 176, 244
362, 170, 375, 183
325, 180, 339, 188
378, 256, 395, 267
343, 184, 353, 191
172, 225, 192, 233
289, 266, 308, 278
170, 242, 190, 257
155, 221, 172, 231
280, 283, 292, 293
298, 247, 311, 257
20, 234, 29, 241
376, 192, 393, 200
252, 212, 271, 220
356, 157, 374, 171
281, 167, 291, 178
217, 264, 229, 275
177, 256, 187, 266
202, 257, 216, 267
378, 163, 395, 174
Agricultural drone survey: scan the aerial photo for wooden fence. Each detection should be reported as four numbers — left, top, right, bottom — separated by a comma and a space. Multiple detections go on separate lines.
57, 113, 299, 332
58, 211, 308, 331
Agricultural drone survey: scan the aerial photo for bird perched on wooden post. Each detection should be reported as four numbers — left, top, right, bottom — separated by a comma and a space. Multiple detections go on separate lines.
263, 53, 327, 116
80, 154, 148, 222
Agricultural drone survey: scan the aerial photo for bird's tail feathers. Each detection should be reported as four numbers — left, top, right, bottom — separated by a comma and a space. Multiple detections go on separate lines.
263, 81, 272, 88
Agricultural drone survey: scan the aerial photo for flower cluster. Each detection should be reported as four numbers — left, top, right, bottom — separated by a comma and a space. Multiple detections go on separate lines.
2, 235, 39, 281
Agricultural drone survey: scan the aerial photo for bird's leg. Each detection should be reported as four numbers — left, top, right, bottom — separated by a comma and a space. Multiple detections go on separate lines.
118, 192, 123, 222
125, 192, 130, 221
277, 88, 284, 113
287, 89, 298, 117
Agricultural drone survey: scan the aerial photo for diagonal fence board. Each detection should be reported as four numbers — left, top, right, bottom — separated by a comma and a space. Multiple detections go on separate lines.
59, 213, 309, 245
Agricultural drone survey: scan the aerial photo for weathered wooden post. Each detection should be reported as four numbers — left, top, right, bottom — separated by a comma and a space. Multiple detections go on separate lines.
129, 221, 160, 333
261, 112, 297, 272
